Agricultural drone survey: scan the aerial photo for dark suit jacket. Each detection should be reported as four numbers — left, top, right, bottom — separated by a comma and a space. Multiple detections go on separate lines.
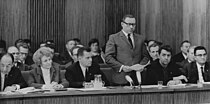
184, 62, 210, 83
16, 62, 31, 71
60, 49, 74, 65
25, 55, 34, 65
143, 60, 183, 85
65, 62, 109, 88
179, 59, 191, 75
28, 63, 69, 89
172, 52, 185, 65
105, 31, 145, 85
0, 67, 27, 91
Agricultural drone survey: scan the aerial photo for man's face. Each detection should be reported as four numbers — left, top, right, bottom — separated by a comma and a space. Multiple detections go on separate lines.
187, 48, 195, 62
78, 51, 92, 67
121, 17, 136, 34
19, 46, 29, 62
159, 49, 171, 66
7, 47, 20, 62
181, 42, 191, 54
0, 55, 13, 74
66, 41, 76, 51
195, 50, 207, 65
90, 43, 99, 52
149, 46, 159, 60
72, 48, 79, 62
40, 56, 52, 69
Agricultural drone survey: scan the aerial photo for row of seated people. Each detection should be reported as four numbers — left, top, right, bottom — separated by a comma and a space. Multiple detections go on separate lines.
0, 42, 209, 92
0, 46, 110, 92
0, 38, 106, 71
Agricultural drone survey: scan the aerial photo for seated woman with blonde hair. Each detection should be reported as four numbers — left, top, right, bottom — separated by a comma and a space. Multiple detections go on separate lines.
28, 47, 69, 89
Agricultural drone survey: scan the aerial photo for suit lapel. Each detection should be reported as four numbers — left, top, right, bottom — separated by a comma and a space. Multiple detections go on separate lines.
50, 66, 56, 81
76, 62, 85, 80
191, 62, 199, 81
203, 62, 210, 81
119, 31, 133, 49
36, 66, 45, 83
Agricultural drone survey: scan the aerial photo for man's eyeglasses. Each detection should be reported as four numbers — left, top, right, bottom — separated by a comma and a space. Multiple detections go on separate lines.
195, 53, 207, 57
122, 21, 136, 27
10, 52, 20, 55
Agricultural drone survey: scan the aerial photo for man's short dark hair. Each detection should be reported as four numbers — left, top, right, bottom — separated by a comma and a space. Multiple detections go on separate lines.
0, 53, 14, 63
88, 38, 99, 47
122, 14, 135, 22
66, 39, 75, 45
148, 43, 159, 52
180, 40, 190, 47
73, 38, 81, 44
77, 47, 91, 57
158, 45, 172, 55
194, 46, 207, 55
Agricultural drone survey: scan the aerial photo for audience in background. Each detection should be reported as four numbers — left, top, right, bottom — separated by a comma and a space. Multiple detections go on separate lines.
140, 42, 160, 65
60, 39, 76, 68
28, 47, 69, 89
88, 38, 105, 64
7, 46, 20, 66
172, 40, 191, 65
179, 46, 196, 74
0, 40, 6, 56
65, 47, 109, 88
73, 38, 81, 46
71, 45, 83, 63
0, 53, 27, 92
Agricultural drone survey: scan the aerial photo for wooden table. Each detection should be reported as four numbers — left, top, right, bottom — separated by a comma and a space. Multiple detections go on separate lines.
1, 85, 210, 104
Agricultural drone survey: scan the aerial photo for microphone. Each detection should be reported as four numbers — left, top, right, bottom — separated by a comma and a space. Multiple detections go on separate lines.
125, 75, 134, 87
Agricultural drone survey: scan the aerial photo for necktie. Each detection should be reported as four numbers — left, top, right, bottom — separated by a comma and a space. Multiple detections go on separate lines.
201, 67, 205, 81
128, 34, 133, 48
198, 67, 204, 83
85, 68, 89, 81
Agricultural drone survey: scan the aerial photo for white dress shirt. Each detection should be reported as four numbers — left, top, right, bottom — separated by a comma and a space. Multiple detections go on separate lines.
1, 73, 6, 91
41, 67, 51, 85
196, 63, 205, 83
79, 63, 88, 78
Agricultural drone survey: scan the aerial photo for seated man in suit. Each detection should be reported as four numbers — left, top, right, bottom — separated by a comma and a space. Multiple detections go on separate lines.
60, 39, 76, 67
0, 53, 27, 91
184, 46, 210, 83
179, 46, 196, 74
143, 45, 187, 85
172, 40, 191, 65
65, 47, 109, 88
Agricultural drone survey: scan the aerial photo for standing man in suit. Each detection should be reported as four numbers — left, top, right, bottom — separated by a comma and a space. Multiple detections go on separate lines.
65, 47, 109, 88
0, 53, 27, 91
184, 46, 210, 83
105, 14, 145, 85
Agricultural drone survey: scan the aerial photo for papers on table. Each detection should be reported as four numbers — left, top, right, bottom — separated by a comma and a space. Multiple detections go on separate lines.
141, 85, 166, 88
75, 87, 107, 91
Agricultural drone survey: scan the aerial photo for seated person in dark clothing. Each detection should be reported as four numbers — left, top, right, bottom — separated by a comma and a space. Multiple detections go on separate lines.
183, 46, 210, 83
60, 39, 76, 68
0, 53, 27, 92
179, 46, 196, 74
172, 40, 191, 65
65, 47, 109, 88
143, 45, 187, 85
140, 42, 160, 65
88, 38, 105, 64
